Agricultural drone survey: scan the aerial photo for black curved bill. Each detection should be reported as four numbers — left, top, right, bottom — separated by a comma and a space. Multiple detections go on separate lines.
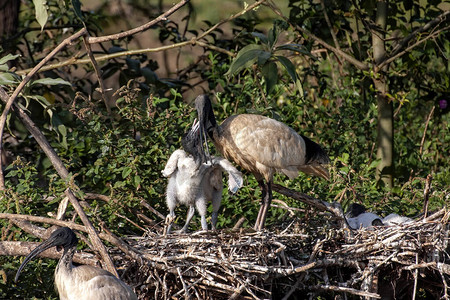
15, 237, 57, 282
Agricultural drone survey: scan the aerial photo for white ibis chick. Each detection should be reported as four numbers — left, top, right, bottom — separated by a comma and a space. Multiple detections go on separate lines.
15, 227, 137, 300
187, 94, 330, 230
162, 149, 243, 234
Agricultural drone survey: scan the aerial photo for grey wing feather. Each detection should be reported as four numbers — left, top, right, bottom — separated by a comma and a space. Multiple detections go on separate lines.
162, 149, 186, 177
212, 157, 243, 194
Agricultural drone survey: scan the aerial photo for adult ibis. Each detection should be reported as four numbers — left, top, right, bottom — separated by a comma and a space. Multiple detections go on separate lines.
186, 94, 330, 231
15, 227, 137, 300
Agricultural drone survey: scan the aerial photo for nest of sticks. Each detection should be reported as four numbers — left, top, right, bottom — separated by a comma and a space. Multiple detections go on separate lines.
111, 208, 449, 299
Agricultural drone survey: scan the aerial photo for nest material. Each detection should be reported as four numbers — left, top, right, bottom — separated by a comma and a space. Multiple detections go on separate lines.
114, 208, 450, 299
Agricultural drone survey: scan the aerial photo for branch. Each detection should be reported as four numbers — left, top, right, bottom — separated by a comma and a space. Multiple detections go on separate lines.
16, 39, 234, 76
378, 25, 450, 70
272, 184, 351, 231
389, 10, 450, 58
0, 241, 97, 266
82, 36, 112, 117
0, 212, 143, 264
87, 0, 189, 44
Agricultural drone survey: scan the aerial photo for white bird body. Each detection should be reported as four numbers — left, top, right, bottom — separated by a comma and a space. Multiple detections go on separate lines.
346, 204, 413, 229
190, 95, 330, 230
382, 213, 412, 226
55, 263, 136, 300
347, 212, 382, 230
162, 149, 243, 233
15, 227, 137, 300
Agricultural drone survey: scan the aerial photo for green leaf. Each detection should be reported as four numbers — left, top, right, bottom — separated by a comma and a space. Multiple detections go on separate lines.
122, 167, 132, 179
276, 56, 303, 95
257, 51, 272, 66
251, 32, 268, 44
71, 0, 85, 24
31, 78, 72, 86
0, 72, 19, 85
225, 44, 266, 77
33, 0, 48, 31
262, 61, 278, 95
0, 54, 20, 67
276, 44, 315, 59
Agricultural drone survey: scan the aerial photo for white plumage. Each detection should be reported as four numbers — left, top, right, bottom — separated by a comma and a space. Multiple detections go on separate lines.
346, 203, 413, 229
162, 149, 243, 234
15, 227, 137, 300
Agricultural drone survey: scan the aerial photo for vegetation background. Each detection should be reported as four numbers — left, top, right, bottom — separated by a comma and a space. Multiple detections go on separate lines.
0, 0, 448, 298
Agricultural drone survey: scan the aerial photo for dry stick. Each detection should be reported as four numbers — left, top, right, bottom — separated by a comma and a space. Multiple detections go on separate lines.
389, 10, 450, 60
423, 174, 433, 219
0, 212, 143, 264
319, 0, 340, 51
82, 36, 112, 117
0, 241, 97, 266
310, 284, 381, 299
87, 0, 189, 44
378, 25, 450, 70
272, 183, 350, 231
0, 28, 87, 189
177, 267, 192, 300
16, 40, 233, 76
419, 106, 435, 155
0, 88, 118, 277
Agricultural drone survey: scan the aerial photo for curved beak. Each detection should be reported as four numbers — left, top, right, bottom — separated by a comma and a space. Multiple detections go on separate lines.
15, 236, 58, 282
298, 165, 330, 180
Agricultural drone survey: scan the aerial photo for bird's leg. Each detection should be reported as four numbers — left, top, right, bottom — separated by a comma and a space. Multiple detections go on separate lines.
196, 197, 209, 231
179, 205, 196, 233
254, 180, 272, 231
211, 192, 222, 231
165, 211, 176, 235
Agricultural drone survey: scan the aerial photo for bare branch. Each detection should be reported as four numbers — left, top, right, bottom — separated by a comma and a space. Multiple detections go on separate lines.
390, 10, 450, 58
87, 0, 189, 44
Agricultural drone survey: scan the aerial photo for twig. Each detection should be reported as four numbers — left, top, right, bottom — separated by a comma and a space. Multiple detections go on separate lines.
389, 11, 450, 59
378, 25, 450, 70
272, 183, 350, 231
0, 241, 97, 266
420, 106, 435, 155
310, 284, 381, 299
82, 36, 112, 117
177, 267, 191, 300
423, 174, 432, 219
87, 0, 189, 44
0, 212, 143, 264
319, 0, 340, 51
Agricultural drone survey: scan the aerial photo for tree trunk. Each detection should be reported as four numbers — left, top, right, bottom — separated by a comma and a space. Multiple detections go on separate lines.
372, 0, 393, 188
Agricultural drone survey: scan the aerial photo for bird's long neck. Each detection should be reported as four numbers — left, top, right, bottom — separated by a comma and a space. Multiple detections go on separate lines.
56, 246, 76, 274
204, 107, 218, 141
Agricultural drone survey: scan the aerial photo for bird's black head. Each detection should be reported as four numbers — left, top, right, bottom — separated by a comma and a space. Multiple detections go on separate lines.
346, 203, 366, 218
48, 227, 78, 250
301, 135, 330, 165
15, 227, 78, 282
181, 119, 205, 165
194, 94, 217, 139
